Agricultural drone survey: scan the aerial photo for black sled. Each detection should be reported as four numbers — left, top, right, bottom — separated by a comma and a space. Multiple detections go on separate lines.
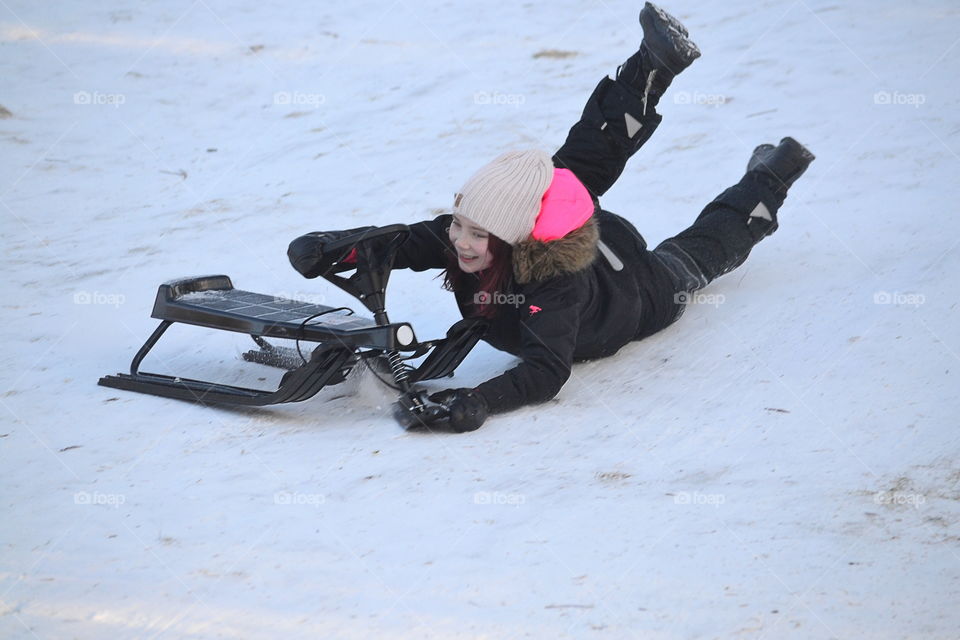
98, 225, 485, 429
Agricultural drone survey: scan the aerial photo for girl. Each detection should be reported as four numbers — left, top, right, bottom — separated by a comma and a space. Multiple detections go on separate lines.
289, 3, 815, 432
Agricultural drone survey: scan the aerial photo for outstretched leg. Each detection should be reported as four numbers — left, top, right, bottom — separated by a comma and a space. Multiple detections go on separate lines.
652, 137, 816, 295
553, 2, 700, 198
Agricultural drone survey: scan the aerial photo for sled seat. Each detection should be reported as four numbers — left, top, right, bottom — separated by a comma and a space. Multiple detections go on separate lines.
149, 274, 416, 351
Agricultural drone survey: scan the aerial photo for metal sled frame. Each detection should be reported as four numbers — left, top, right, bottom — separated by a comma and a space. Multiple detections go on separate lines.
99, 226, 487, 407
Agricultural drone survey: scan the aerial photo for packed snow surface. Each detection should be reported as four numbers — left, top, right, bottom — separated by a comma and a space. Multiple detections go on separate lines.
2, 1, 959, 638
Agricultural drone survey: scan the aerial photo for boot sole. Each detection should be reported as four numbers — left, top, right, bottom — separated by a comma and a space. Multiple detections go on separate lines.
644, 2, 688, 37
640, 2, 701, 71
749, 137, 816, 187
777, 137, 816, 183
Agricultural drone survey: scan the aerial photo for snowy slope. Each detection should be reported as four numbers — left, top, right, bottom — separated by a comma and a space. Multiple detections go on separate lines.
2, 1, 959, 638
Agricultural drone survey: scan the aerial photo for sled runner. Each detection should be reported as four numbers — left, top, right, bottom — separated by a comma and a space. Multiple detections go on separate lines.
99, 225, 487, 427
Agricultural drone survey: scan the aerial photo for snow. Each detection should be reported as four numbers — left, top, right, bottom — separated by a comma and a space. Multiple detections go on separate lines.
2, 0, 959, 638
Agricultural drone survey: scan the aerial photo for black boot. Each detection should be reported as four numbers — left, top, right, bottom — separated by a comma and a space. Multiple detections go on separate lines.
639, 2, 700, 75
616, 2, 700, 113
746, 137, 816, 199
736, 137, 815, 238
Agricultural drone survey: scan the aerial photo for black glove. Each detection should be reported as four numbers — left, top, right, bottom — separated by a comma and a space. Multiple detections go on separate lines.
428, 388, 489, 433
287, 227, 375, 278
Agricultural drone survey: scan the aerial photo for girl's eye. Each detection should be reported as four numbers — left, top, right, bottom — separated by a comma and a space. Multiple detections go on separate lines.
451, 220, 461, 228
472, 232, 487, 239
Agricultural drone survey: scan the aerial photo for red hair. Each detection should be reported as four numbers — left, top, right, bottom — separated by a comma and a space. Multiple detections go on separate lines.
442, 233, 514, 319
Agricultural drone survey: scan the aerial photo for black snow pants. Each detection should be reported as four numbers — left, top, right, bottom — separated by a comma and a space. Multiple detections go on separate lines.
552, 73, 786, 331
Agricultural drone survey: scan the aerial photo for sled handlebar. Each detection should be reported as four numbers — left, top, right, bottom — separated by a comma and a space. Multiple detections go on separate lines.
320, 224, 409, 265
290, 224, 411, 277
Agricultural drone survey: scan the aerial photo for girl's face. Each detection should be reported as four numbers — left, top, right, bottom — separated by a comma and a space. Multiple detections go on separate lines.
449, 214, 494, 273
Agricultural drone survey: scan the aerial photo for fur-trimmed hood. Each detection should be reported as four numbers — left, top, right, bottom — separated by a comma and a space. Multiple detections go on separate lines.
511, 214, 599, 284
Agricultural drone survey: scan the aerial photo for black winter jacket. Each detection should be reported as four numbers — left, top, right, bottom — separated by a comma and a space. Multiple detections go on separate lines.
391, 208, 678, 413
292, 74, 684, 414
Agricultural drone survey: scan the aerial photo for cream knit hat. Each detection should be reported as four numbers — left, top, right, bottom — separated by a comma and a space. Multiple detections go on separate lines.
453, 149, 554, 245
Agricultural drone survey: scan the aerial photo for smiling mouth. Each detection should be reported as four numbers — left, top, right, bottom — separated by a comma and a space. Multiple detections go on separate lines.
458, 253, 478, 262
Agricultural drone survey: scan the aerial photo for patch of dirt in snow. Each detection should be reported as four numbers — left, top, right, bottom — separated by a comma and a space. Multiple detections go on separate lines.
532, 49, 579, 59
